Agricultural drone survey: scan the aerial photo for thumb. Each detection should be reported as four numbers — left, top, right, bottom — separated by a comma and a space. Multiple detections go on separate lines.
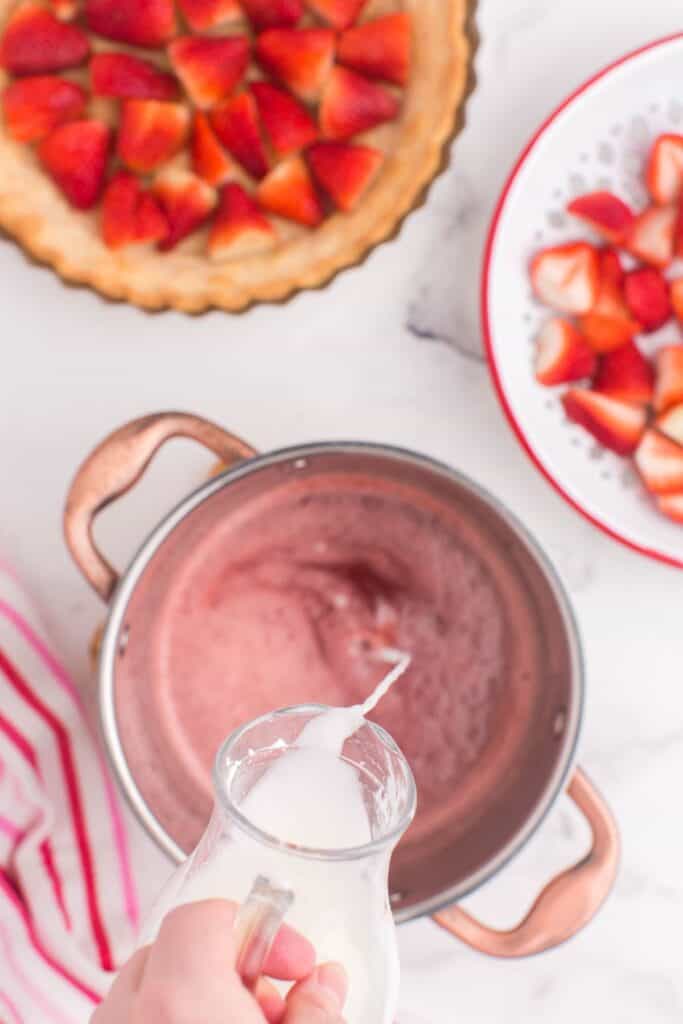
283, 963, 348, 1024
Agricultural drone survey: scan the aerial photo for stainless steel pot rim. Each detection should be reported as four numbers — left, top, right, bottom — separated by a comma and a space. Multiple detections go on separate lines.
98, 440, 585, 922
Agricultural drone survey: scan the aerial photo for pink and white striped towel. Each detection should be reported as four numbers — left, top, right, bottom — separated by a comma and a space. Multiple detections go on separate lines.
0, 562, 139, 1024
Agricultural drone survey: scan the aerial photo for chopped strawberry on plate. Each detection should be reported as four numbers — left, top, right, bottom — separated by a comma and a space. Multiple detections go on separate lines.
2, 75, 86, 142
653, 345, 683, 413
670, 277, 683, 321
635, 429, 683, 493
153, 168, 216, 250
257, 154, 323, 226
530, 241, 599, 316
337, 13, 411, 87
241, 0, 303, 29
308, 141, 383, 211
320, 66, 400, 140
533, 318, 596, 387
177, 0, 242, 31
578, 249, 640, 351
0, 2, 89, 74
566, 191, 635, 245
101, 171, 168, 249
305, 0, 367, 30
623, 267, 671, 333
626, 204, 676, 268
646, 133, 683, 205
562, 388, 647, 455
118, 100, 190, 174
168, 35, 250, 108
657, 492, 683, 524
251, 82, 317, 156
208, 182, 276, 259
211, 91, 269, 180
593, 340, 654, 405
657, 403, 683, 446
192, 111, 233, 187
85, 0, 177, 47
599, 247, 624, 286
255, 28, 335, 103
91, 53, 179, 101
39, 118, 110, 209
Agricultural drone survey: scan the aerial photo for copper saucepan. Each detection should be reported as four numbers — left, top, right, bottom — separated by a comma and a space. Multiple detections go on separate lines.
64, 412, 619, 958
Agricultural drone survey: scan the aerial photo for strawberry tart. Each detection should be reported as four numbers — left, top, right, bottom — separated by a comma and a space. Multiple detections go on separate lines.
0, 0, 471, 311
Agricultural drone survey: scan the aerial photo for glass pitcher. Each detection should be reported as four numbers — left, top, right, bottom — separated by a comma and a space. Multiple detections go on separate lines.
140, 705, 417, 1024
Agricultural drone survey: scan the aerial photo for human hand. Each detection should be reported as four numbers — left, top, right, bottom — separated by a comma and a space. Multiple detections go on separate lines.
92, 899, 348, 1023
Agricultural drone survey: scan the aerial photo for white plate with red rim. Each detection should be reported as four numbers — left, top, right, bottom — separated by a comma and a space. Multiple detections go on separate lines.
482, 32, 683, 570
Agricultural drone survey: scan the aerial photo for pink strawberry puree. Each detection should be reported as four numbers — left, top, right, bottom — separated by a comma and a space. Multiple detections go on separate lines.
116, 470, 544, 856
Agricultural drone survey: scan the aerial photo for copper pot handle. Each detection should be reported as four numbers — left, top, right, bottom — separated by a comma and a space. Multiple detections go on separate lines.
433, 767, 619, 958
64, 412, 257, 603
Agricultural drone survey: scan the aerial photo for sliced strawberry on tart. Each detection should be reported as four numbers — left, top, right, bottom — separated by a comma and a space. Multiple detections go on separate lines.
177, 0, 242, 32
2, 73, 86, 141
91, 52, 179, 101
0, 0, 471, 311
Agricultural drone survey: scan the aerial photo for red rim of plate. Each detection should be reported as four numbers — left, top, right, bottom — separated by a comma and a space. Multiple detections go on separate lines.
481, 32, 683, 571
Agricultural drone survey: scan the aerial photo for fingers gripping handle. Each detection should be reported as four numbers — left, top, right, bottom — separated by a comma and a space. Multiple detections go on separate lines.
64, 412, 257, 602
433, 768, 620, 958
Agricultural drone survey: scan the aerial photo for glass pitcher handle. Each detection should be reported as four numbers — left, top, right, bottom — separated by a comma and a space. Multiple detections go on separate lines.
235, 876, 294, 989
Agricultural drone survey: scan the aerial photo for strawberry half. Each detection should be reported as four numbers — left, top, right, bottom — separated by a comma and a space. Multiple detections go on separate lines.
208, 182, 276, 259
577, 253, 639, 352
592, 340, 654, 405
599, 247, 624, 287
251, 81, 317, 156
307, 141, 383, 211
670, 277, 683, 322
657, 492, 683, 524
241, 0, 303, 29
320, 66, 399, 140
177, 0, 242, 31
101, 171, 168, 249
192, 111, 233, 186
337, 13, 411, 87
635, 429, 683, 494
90, 53, 178, 101
646, 134, 683, 205
0, 3, 89, 74
533, 318, 596, 387
210, 91, 269, 179
626, 204, 676, 268
85, 0, 176, 47
118, 100, 190, 174
657, 404, 683, 446
153, 168, 216, 250
562, 388, 647, 456
168, 35, 250, 109
257, 154, 323, 226
2, 74, 86, 142
305, 0, 367, 30
255, 28, 335, 103
654, 345, 683, 413
623, 267, 671, 333
566, 191, 634, 246
39, 119, 110, 209
530, 241, 599, 316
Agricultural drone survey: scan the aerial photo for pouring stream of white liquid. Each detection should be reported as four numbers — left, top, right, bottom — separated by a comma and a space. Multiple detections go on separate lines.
240, 648, 412, 849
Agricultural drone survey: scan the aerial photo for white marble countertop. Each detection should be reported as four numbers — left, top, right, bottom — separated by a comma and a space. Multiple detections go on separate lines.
2, 0, 683, 1019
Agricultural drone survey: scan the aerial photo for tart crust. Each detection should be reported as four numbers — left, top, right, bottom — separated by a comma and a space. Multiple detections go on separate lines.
0, 0, 474, 312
